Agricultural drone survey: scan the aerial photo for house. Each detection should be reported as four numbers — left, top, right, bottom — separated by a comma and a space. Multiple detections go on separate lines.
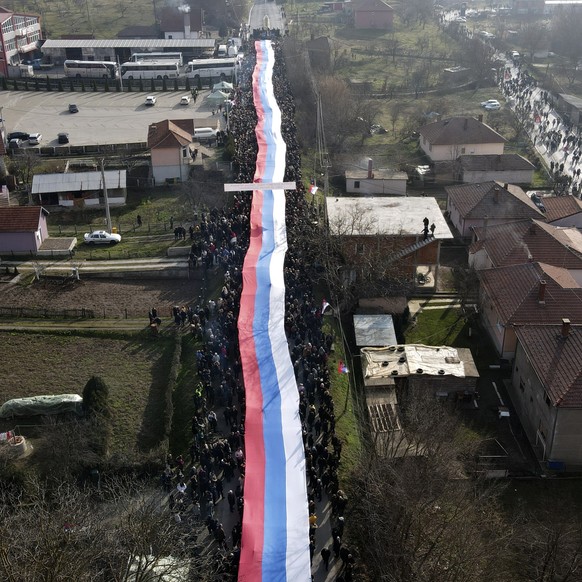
555, 94, 582, 127
542, 195, 582, 228
478, 261, 582, 358
455, 154, 535, 185
148, 119, 196, 185
306, 36, 334, 71
326, 196, 453, 292
469, 219, 582, 272
445, 181, 545, 238
32, 170, 127, 208
159, 6, 204, 40
0, 7, 42, 78
511, 321, 582, 468
353, 0, 394, 30
345, 158, 407, 196
0, 206, 49, 254
419, 116, 506, 163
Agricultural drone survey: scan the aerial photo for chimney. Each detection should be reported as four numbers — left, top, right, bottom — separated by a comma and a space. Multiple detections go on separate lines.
478, 114, 483, 123
184, 11, 191, 38
538, 280, 546, 303
494, 187, 500, 203
561, 318, 571, 338
503, 183, 509, 190
367, 158, 373, 179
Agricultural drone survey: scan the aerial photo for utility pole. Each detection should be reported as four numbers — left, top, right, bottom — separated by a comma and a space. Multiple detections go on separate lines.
100, 159, 112, 233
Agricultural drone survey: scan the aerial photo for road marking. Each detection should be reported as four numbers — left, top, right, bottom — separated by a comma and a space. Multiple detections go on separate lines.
492, 381, 504, 406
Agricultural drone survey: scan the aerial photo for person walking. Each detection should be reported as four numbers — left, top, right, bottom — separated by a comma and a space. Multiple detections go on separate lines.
320, 546, 331, 571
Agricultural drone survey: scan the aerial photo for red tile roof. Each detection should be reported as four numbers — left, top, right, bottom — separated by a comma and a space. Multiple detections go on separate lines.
419, 116, 505, 146
515, 324, 582, 407
0, 206, 48, 232
479, 261, 582, 325
470, 219, 582, 268
542, 196, 582, 223
147, 119, 194, 149
446, 181, 545, 220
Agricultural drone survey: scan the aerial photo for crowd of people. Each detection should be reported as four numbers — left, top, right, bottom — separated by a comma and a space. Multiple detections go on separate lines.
502, 61, 582, 197
156, 40, 357, 581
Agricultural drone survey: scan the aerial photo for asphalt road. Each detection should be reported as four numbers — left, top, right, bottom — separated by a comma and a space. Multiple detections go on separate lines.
0, 89, 221, 147
248, 0, 285, 32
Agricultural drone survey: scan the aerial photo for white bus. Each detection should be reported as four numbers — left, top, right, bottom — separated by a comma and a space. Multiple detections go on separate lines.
63, 60, 119, 79
130, 52, 183, 66
120, 60, 181, 80
186, 58, 238, 81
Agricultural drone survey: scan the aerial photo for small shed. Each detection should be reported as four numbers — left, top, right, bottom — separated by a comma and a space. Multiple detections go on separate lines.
32, 170, 127, 208
354, 314, 397, 347
346, 159, 407, 196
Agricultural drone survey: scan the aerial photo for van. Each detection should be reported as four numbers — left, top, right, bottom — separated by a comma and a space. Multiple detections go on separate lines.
217, 44, 228, 58
193, 127, 218, 142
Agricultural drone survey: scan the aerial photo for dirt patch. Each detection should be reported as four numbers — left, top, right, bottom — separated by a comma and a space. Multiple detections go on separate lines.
0, 278, 203, 319
0, 332, 174, 453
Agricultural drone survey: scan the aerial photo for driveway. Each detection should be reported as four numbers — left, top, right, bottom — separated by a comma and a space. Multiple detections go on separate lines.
0, 90, 223, 147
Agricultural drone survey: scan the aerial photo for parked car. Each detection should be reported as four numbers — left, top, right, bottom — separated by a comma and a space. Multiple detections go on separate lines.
28, 132, 42, 145
484, 101, 501, 111
511, 51, 520, 60
83, 230, 122, 245
480, 99, 500, 109
8, 138, 22, 149
7, 131, 29, 141
180, 95, 191, 105
68, 104, 79, 113
145, 95, 156, 106
57, 132, 69, 144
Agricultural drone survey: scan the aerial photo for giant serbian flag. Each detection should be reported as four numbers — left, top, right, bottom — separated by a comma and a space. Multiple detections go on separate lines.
237, 40, 311, 582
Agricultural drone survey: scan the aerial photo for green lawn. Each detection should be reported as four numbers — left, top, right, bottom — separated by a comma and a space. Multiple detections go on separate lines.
404, 307, 468, 347
0, 330, 175, 453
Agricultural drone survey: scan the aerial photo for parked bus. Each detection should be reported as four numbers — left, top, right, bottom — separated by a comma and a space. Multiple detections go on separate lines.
129, 52, 183, 66
185, 57, 238, 81
120, 60, 181, 80
63, 60, 118, 79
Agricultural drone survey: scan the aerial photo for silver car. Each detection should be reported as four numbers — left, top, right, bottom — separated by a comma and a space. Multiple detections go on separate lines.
83, 230, 122, 245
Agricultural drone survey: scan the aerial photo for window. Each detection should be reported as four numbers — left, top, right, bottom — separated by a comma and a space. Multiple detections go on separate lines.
461, 147, 466, 154
354, 180, 360, 188
1, 19, 14, 34
356, 243, 364, 254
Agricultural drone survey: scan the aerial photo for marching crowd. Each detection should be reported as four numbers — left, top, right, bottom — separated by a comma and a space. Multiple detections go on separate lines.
502, 61, 582, 197
157, 41, 357, 581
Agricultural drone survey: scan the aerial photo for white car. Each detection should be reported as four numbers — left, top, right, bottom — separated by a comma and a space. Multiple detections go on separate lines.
454, 16, 466, 23
28, 132, 42, 145
484, 101, 501, 111
180, 95, 191, 105
481, 99, 501, 109
145, 95, 156, 106
83, 230, 122, 245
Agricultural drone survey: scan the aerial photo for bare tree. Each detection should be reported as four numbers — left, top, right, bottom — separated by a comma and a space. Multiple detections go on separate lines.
519, 21, 548, 60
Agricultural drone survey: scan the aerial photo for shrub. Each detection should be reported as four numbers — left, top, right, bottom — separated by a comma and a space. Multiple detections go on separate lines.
83, 376, 112, 419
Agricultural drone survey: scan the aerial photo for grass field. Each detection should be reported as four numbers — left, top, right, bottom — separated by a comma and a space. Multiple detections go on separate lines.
0, 331, 175, 453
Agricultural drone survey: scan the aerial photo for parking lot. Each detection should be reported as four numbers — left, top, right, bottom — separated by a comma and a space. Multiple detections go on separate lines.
0, 90, 221, 147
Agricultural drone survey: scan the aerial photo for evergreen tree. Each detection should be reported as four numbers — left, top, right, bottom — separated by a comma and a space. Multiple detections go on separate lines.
185, 76, 191, 91
173, 77, 179, 91
162, 77, 167, 92
82, 376, 112, 419
127, 78, 132, 92
150, 78, 155, 92
57, 79, 64, 91
81, 79, 86, 92
139, 77, 144, 92
104, 78, 110, 92
45, 76, 52, 91
34, 77, 39, 91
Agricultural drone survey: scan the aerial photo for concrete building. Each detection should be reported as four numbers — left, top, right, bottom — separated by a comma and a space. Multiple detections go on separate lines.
456, 154, 535, 185
419, 116, 505, 163
0, 6, 42, 77
41, 38, 215, 65
345, 159, 407, 196
32, 170, 127, 208
326, 196, 453, 292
